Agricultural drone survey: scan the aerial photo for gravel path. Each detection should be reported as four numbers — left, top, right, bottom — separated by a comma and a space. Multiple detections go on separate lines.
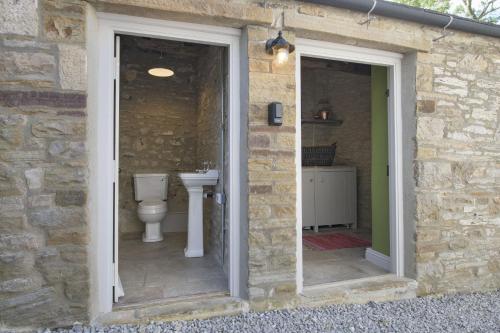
48, 291, 499, 333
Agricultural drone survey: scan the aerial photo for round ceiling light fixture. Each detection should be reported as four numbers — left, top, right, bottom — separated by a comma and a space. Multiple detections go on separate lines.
148, 67, 174, 77
148, 47, 174, 77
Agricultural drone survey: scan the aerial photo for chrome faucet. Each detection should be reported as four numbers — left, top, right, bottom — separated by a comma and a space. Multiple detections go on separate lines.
197, 161, 213, 173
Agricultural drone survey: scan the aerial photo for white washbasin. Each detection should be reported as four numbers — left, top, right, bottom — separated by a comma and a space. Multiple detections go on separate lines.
179, 169, 219, 188
178, 169, 219, 258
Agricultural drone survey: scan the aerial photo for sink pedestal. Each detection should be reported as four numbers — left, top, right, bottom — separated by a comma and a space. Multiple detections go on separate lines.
179, 169, 219, 258
184, 187, 204, 257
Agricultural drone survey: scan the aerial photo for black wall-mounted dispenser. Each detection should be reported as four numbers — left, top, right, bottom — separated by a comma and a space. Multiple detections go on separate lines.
268, 102, 283, 126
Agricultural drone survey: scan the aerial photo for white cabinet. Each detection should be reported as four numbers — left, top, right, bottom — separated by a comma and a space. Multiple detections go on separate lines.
302, 166, 357, 230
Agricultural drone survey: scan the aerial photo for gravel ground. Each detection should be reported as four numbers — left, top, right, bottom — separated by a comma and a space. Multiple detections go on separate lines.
46, 291, 499, 333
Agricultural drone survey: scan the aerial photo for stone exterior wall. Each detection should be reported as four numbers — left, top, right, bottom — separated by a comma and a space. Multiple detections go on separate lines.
0, 0, 499, 330
414, 38, 500, 295
301, 59, 372, 230
118, 36, 204, 238
0, 0, 89, 329
245, 26, 298, 310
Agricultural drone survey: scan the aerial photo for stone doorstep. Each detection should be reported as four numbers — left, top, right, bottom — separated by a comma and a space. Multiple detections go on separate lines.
95, 292, 249, 325
300, 274, 418, 308
96, 275, 417, 325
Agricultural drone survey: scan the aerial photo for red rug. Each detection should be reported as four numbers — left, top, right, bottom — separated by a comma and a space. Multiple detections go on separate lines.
303, 233, 371, 251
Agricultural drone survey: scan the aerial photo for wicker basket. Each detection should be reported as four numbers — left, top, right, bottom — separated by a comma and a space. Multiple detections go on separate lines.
302, 143, 337, 166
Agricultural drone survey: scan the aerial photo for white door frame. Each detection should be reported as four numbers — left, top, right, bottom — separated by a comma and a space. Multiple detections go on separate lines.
93, 13, 241, 313
295, 38, 404, 293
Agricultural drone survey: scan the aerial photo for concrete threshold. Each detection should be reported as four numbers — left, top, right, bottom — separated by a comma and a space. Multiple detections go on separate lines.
96, 292, 249, 325
300, 274, 418, 308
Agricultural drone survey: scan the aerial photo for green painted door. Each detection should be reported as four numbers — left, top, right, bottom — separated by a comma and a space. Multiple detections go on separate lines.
371, 66, 390, 256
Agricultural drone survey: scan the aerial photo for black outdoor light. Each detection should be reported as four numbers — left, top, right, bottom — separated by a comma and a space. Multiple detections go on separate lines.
265, 31, 295, 65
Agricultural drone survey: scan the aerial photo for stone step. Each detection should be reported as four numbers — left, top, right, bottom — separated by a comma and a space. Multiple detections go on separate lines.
95, 292, 248, 325
300, 274, 418, 308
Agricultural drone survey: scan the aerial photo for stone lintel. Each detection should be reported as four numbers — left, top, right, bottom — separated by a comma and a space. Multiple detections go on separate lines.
284, 8, 432, 53
90, 0, 273, 28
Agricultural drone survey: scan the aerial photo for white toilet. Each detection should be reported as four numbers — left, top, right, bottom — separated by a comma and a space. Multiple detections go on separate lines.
133, 173, 168, 242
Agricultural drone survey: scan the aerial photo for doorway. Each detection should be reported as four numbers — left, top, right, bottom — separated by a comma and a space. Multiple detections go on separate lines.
114, 34, 230, 305
295, 39, 404, 292
93, 14, 241, 314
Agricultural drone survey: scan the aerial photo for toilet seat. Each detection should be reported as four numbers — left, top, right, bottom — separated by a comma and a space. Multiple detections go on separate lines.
138, 200, 167, 214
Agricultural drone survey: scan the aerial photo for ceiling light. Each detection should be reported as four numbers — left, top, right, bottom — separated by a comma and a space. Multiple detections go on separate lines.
148, 67, 174, 77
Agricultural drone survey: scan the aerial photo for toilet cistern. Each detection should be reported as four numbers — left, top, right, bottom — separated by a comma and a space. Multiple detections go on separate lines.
179, 169, 219, 257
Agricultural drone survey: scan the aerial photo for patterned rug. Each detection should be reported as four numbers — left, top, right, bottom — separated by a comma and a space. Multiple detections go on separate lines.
303, 233, 371, 251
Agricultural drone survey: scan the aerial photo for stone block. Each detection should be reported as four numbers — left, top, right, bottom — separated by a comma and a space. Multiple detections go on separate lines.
249, 133, 271, 148
0, 91, 87, 108
0, 276, 42, 293
25, 168, 44, 190
0, 114, 26, 149
0, 0, 38, 36
416, 162, 452, 189
417, 100, 435, 113
249, 59, 270, 73
64, 280, 89, 302
55, 190, 86, 207
58, 44, 87, 91
0, 287, 68, 328
32, 118, 85, 138
416, 117, 445, 142
0, 51, 56, 88
29, 194, 55, 208
43, 13, 85, 43
47, 227, 88, 246
29, 207, 85, 228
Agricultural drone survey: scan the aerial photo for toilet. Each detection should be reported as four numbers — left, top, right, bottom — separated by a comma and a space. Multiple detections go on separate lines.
133, 173, 168, 242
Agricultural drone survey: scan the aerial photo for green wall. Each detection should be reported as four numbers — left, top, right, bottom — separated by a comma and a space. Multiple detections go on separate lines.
371, 66, 390, 256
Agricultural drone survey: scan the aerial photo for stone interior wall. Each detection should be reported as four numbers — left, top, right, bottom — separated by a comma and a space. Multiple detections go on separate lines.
301, 58, 372, 230
119, 36, 226, 259
119, 36, 200, 238
414, 38, 500, 295
0, 0, 89, 329
196, 46, 228, 267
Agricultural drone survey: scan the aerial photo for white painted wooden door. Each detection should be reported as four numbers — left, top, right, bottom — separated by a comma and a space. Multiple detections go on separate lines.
301, 170, 316, 228
113, 35, 120, 302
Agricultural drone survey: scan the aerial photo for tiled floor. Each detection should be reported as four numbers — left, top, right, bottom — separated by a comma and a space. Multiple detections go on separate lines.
117, 232, 228, 306
303, 228, 388, 286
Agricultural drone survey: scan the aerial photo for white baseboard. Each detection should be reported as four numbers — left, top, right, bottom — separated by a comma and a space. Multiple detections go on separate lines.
365, 247, 391, 271
163, 212, 187, 233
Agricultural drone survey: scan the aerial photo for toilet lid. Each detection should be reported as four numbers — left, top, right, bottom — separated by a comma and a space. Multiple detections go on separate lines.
139, 200, 167, 213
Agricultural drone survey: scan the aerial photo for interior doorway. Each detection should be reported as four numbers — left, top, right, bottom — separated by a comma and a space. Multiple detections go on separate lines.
295, 39, 404, 292
113, 34, 230, 305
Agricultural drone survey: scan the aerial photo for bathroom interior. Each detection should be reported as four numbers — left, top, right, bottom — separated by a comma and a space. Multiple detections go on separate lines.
116, 35, 229, 305
300, 57, 390, 286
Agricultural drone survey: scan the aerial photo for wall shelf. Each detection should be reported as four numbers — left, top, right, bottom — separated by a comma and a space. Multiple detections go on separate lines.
301, 119, 343, 126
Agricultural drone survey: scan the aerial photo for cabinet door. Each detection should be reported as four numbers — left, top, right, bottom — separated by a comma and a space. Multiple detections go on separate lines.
315, 171, 351, 226
302, 170, 316, 227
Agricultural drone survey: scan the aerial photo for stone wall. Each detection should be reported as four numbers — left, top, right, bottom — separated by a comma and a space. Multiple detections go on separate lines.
118, 36, 204, 238
414, 38, 500, 295
1, 0, 499, 330
301, 59, 372, 230
0, 0, 89, 329
245, 26, 298, 310
196, 46, 227, 266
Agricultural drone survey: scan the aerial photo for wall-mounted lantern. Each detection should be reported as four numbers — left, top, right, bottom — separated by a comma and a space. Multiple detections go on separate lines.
265, 31, 295, 65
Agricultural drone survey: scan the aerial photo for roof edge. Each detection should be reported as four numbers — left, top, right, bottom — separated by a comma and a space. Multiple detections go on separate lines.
301, 0, 500, 39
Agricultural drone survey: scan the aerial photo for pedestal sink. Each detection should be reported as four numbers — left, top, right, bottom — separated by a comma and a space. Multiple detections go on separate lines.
179, 169, 219, 257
